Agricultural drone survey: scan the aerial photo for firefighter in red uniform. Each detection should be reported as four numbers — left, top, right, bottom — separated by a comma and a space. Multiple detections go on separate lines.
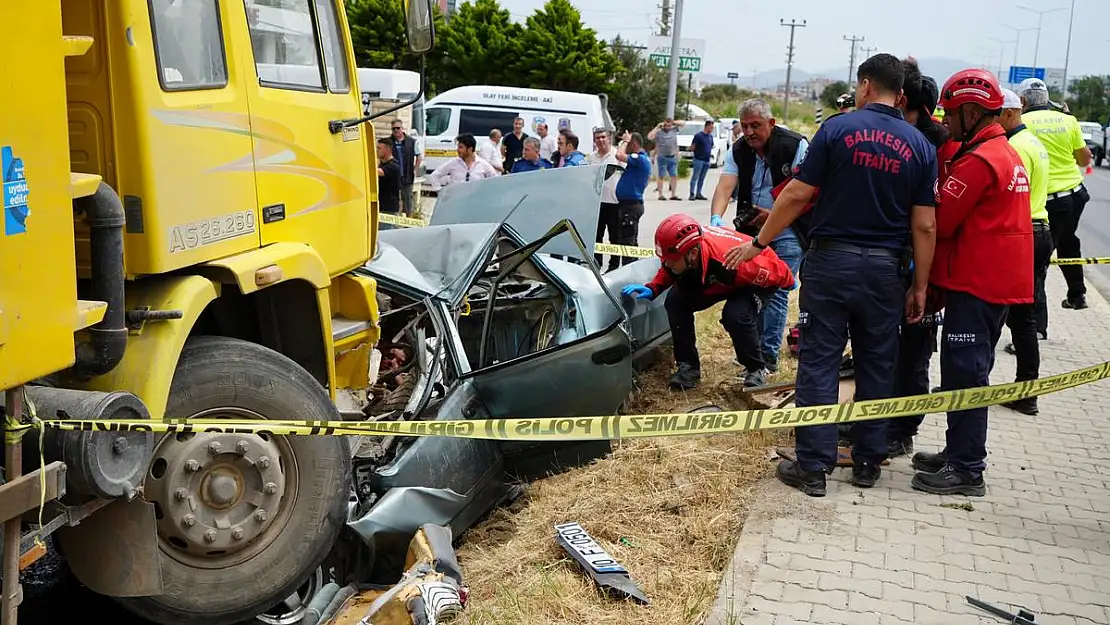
622, 214, 795, 390
910, 69, 1034, 497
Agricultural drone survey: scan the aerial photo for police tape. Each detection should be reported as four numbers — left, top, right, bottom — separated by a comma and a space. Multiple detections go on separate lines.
1049, 257, 1110, 266
29, 360, 1110, 441
594, 243, 656, 259
379, 213, 429, 228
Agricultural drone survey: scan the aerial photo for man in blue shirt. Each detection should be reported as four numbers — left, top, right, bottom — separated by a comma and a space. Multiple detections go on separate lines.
610, 132, 651, 258
511, 137, 553, 173
689, 120, 716, 200
709, 98, 809, 377
728, 53, 938, 497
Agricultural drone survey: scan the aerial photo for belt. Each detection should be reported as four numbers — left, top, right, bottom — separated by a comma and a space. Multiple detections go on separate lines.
1033, 220, 1050, 230
808, 239, 901, 259
1047, 184, 1084, 200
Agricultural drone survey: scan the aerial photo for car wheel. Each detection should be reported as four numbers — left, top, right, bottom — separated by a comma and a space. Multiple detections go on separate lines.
115, 336, 351, 625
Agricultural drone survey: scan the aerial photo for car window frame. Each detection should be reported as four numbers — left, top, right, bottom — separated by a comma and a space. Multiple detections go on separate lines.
148, 0, 230, 92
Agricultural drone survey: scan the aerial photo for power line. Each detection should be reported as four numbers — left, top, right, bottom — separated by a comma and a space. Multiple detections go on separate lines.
781, 19, 806, 122
844, 35, 864, 89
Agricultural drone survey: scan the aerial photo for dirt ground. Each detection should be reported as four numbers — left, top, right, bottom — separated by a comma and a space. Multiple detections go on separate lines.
454, 299, 799, 625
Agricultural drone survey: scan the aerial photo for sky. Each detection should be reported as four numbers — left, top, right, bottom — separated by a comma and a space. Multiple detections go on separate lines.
495, 0, 1110, 80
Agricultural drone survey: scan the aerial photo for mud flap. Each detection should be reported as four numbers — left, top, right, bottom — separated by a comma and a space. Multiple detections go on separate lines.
55, 498, 163, 597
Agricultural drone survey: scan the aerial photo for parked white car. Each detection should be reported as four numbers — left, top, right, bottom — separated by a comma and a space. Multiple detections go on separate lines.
675, 121, 727, 168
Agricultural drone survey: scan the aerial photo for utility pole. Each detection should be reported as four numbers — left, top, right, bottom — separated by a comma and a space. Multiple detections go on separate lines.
1061, 0, 1076, 97
844, 35, 864, 89
751, 67, 758, 90
1002, 24, 1036, 87
860, 45, 877, 59
657, 0, 671, 36
781, 19, 806, 124
664, 0, 684, 119
1016, 4, 1067, 70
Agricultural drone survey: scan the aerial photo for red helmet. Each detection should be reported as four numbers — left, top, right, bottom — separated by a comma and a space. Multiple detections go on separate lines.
939, 68, 1004, 111
655, 213, 703, 262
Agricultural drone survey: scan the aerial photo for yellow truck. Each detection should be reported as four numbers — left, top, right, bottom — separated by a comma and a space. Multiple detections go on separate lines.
0, 0, 434, 623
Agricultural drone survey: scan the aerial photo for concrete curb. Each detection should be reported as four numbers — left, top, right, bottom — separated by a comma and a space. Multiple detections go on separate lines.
702, 482, 777, 625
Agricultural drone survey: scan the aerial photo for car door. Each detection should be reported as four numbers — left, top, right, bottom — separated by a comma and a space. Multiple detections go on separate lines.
460, 223, 633, 478
239, 0, 370, 272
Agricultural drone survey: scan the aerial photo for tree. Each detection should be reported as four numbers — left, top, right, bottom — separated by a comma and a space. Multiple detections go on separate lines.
700, 83, 742, 102
604, 37, 669, 135
820, 81, 850, 108
346, 0, 446, 82
433, 0, 523, 92
1066, 75, 1110, 124
512, 0, 620, 94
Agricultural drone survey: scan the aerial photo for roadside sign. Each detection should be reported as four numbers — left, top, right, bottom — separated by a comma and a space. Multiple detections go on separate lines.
646, 37, 706, 75
727, 72, 740, 79
1008, 66, 1045, 84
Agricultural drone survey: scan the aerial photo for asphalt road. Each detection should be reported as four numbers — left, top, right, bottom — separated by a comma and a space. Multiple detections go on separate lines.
1074, 166, 1110, 298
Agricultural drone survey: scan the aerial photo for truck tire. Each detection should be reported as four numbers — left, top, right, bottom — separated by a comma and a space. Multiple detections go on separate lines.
116, 336, 351, 625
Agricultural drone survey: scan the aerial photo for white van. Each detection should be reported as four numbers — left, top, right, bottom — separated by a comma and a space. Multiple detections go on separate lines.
422, 85, 615, 172
357, 68, 425, 136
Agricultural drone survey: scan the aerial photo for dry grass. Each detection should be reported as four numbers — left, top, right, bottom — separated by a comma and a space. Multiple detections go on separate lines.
454, 297, 800, 625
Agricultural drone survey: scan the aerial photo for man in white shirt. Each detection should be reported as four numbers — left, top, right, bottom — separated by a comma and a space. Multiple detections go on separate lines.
589, 127, 625, 271
537, 122, 558, 165
478, 128, 505, 173
426, 133, 499, 188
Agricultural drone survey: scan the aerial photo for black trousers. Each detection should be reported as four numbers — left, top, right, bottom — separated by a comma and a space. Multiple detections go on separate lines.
886, 315, 938, 441
1046, 185, 1090, 301
665, 287, 769, 372
595, 202, 620, 270
1006, 223, 1054, 382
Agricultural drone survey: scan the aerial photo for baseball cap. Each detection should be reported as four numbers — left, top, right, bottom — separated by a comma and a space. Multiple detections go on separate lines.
1019, 78, 1048, 94
1001, 88, 1022, 110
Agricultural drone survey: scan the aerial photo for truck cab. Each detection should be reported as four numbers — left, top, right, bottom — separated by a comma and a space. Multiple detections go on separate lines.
0, 1, 435, 623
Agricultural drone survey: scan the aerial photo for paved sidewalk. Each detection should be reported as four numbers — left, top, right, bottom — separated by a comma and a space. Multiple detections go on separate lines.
707, 270, 1110, 625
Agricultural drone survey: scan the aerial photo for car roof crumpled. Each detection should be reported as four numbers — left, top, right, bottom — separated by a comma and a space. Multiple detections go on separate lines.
367, 223, 500, 299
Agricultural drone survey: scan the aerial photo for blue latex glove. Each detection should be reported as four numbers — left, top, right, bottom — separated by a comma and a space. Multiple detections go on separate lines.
622, 284, 652, 300
710, 214, 724, 227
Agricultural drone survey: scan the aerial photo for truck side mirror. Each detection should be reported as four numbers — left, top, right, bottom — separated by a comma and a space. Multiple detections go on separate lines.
405, 0, 435, 54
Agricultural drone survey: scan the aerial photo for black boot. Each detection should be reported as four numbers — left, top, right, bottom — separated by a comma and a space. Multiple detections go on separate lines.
851, 462, 881, 488
669, 363, 701, 390
775, 460, 827, 497
887, 436, 914, 458
763, 351, 779, 374
911, 449, 946, 473
1062, 295, 1088, 310
1003, 397, 1038, 416
743, 367, 768, 388
911, 465, 986, 497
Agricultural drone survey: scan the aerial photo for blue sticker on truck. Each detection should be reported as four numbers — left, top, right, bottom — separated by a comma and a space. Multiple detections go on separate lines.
2, 146, 30, 236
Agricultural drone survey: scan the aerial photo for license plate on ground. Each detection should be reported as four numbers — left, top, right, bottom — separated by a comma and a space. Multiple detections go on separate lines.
554, 522, 627, 574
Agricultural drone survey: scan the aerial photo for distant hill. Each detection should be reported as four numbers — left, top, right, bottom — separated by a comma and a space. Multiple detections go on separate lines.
702, 58, 976, 89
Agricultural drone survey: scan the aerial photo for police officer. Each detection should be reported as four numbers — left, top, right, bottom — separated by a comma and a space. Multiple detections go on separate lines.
1000, 88, 1052, 417
1018, 78, 1094, 310
728, 53, 938, 496
911, 69, 1033, 497
622, 214, 795, 390
884, 59, 950, 457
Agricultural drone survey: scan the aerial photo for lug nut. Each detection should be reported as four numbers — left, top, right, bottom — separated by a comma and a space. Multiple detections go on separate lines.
174, 488, 188, 501
232, 528, 244, 540
208, 442, 222, 456
255, 509, 268, 523
258, 456, 271, 469
235, 440, 250, 454
264, 482, 278, 495
112, 438, 129, 455
185, 459, 201, 473
204, 529, 217, 543
183, 514, 197, 527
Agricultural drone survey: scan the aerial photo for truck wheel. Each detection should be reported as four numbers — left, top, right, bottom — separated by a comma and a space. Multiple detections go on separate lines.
116, 336, 351, 625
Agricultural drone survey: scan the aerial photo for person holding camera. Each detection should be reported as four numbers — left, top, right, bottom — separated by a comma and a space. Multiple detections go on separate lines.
709, 98, 809, 376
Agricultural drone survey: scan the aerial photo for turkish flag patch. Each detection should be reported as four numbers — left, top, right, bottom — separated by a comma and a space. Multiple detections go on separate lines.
942, 176, 968, 199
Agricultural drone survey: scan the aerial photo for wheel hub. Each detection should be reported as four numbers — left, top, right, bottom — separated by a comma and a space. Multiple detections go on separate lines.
147, 431, 286, 558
